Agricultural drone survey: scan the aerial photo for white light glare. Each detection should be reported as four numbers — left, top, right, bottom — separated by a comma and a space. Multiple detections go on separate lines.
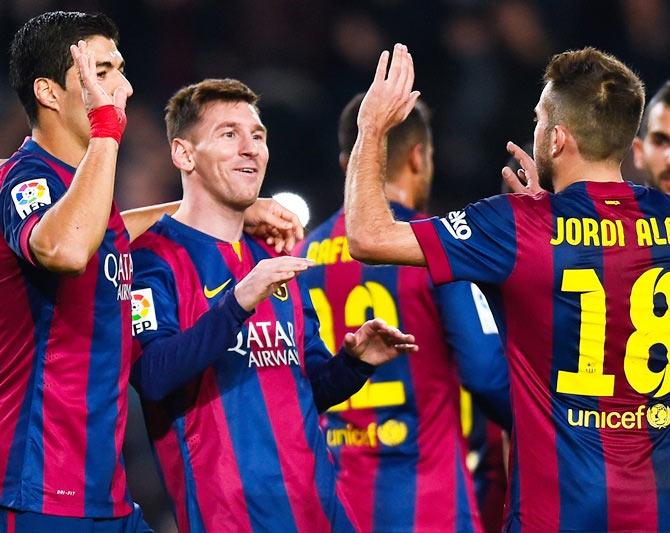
272, 191, 310, 227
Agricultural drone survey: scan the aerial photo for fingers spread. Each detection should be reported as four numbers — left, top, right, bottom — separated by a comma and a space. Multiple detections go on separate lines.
374, 50, 390, 82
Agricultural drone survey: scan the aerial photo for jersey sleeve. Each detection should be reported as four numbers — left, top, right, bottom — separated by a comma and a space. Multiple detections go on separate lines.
434, 280, 511, 430
410, 194, 517, 286
130, 246, 252, 401
0, 157, 67, 264
130, 247, 180, 347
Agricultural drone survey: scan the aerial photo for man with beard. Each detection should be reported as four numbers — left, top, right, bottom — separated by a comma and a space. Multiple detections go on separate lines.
633, 81, 670, 193
344, 44, 670, 531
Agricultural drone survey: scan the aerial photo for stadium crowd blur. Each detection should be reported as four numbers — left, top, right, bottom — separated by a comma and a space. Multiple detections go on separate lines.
1, 0, 669, 530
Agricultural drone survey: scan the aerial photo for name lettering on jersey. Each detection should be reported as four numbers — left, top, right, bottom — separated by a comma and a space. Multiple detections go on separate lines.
440, 210, 472, 240
104, 252, 133, 300
305, 236, 353, 265
11, 179, 52, 219
228, 320, 300, 368
131, 289, 158, 335
326, 419, 408, 448
551, 216, 670, 247
566, 403, 670, 430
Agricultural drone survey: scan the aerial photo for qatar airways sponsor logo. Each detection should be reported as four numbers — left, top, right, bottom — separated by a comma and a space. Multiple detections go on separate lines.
440, 210, 472, 240
104, 252, 133, 300
567, 403, 670, 430
228, 320, 300, 368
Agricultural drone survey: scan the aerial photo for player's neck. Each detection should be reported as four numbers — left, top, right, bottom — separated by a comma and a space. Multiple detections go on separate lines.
172, 190, 244, 243
384, 181, 414, 209
31, 126, 87, 168
553, 159, 623, 193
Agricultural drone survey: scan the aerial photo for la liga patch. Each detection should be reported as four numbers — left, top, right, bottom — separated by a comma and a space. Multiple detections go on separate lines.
11, 179, 52, 219
131, 288, 158, 336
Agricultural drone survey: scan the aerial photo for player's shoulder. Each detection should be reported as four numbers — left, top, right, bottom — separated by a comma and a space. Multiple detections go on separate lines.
628, 181, 670, 205
0, 148, 60, 189
130, 217, 177, 258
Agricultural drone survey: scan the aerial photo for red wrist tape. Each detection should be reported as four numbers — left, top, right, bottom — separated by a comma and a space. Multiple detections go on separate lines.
88, 105, 127, 144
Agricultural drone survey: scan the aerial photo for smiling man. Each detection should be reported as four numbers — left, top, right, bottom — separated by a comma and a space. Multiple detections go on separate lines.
129, 78, 417, 532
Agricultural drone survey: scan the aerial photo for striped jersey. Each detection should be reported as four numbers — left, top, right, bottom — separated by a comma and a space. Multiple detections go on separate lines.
0, 138, 133, 517
412, 181, 670, 532
298, 204, 505, 532
130, 215, 356, 533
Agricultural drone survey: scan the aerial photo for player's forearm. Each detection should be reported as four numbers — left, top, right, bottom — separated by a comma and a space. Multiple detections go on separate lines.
345, 128, 394, 260
345, 128, 425, 266
309, 350, 374, 413
131, 290, 252, 401
29, 138, 119, 273
121, 201, 180, 242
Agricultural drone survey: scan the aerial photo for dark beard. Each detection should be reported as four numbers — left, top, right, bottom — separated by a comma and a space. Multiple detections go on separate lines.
537, 160, 555, 193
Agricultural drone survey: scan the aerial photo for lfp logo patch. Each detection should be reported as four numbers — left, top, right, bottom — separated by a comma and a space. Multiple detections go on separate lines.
11, 179, 52, 219
131, 288, 158, 336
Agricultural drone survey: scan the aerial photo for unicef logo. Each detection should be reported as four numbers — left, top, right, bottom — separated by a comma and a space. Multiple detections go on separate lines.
647, 404, 670, 429
376, 419, 408, 446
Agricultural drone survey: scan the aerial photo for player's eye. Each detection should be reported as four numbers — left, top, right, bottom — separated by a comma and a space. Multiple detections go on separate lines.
252, 133, 265, 141
97, 71, 107, 79
222, 130, 236, 138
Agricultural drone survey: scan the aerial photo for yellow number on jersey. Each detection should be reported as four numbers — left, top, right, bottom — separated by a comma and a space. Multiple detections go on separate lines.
556, 267, 670, 398
309, 283, 406, 411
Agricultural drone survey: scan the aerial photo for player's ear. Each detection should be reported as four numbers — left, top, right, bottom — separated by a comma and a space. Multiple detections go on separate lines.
33, 77, 60, 113
631, 136, 645, 170
408, 143, 424, 174
339, 152, 349, 174
172, 138, 195, 172
552, 125, 568, 158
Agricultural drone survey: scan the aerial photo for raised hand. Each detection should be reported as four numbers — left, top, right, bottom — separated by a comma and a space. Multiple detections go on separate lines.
357, 43, 421, 135
243, 198, 305, 253
233, 256, 314, 311
343, 318, 418, 366
501, 141, 544, 195
69, 40, 128, 113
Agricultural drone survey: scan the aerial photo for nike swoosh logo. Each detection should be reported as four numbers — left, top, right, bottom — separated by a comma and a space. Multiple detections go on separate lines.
204, 278, 232, 299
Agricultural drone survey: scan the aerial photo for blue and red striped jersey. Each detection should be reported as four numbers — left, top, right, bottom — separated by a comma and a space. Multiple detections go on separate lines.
298, 203, 506, 532
0, 138, 133, 517
130, 215, 356, 533
412, 181, 670, 532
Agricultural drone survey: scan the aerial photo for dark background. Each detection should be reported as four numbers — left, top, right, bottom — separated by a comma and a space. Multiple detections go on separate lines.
1, 1, 668, 530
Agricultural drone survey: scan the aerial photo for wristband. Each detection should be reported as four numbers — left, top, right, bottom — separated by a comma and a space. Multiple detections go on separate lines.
88, 105, 127, 144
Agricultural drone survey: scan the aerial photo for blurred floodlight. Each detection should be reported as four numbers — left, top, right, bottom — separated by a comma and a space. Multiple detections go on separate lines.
272, 191, 310, 228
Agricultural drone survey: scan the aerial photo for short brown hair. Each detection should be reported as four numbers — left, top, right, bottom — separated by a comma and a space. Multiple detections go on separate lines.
165, 78, 259, 141
338, 93, 432, 178
543, 47, 645, 162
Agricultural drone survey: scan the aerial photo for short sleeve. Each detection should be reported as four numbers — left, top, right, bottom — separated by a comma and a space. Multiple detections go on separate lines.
0, 158, 67, 263
410, 194, 517, 286
130, 247, 180, 348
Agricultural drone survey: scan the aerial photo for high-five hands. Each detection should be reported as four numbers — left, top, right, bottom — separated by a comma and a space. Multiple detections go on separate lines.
343, 318, 418, 366
357, 43, 421, 135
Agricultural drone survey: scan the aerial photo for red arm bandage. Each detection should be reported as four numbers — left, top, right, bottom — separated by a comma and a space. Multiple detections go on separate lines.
88, 105, 127, 144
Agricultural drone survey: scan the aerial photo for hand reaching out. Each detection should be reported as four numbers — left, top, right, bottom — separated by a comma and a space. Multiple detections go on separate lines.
343, 318, 418, 366
233, 256, 314, 311
501, 141, 544, 195
243, 198, 305, 253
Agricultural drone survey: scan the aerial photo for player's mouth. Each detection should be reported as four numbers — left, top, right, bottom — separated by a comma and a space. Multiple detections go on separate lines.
234, 166, 258, 176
